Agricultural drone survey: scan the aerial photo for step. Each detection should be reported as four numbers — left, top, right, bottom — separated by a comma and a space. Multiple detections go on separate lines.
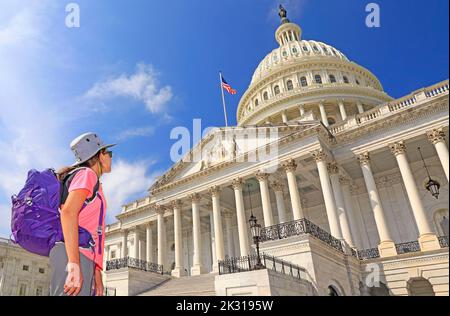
139, 274, 217, 296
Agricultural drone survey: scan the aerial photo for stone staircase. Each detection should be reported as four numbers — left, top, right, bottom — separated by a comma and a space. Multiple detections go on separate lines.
138, 273, 217, 296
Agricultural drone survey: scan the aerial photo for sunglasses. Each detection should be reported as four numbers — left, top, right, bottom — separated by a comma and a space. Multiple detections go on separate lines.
103, 150, 113, 158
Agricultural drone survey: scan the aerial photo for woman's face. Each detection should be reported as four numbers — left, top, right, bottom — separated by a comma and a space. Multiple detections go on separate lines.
99, 149, 112, 173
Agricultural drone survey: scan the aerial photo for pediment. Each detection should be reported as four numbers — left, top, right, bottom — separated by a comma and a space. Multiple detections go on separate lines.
149, 122, 323, 192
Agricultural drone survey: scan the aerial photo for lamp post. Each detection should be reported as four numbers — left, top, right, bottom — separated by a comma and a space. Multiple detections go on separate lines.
247, 183, 264, 270
418, 147, 441, 199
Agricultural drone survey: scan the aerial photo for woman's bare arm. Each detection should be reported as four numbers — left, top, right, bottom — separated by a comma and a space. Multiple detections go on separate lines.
60, 189, 89, 264
60, 189, 90, 296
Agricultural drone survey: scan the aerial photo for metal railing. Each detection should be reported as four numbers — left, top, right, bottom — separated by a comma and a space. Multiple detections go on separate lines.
396, 241, 421, 255
218, 254, 307, 281
260, 218, 344, 253
106, 257, 165, 275
439, 236, 449, 248
357, 236, 449, 260
357, 248, 380, 260
104, 287, 116, 296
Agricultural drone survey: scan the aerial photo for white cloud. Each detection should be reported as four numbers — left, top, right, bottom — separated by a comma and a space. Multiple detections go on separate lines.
0, 204, 12, 238
101, 159, 163, 224
84, 63, 174, 114
116, 126, 156, 142
0, 1, 73, 238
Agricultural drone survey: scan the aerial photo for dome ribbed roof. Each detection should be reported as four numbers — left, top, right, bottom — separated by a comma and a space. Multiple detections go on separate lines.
250, 40, 349, 85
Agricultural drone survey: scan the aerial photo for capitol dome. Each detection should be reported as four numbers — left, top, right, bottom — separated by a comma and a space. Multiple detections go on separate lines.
237, 8, 393, 126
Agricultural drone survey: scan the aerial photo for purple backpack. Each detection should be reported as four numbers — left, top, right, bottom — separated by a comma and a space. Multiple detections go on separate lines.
10, 168, 101, 257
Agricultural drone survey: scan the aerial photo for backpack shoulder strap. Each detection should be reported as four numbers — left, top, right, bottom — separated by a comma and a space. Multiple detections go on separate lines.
60, 168, 100, 206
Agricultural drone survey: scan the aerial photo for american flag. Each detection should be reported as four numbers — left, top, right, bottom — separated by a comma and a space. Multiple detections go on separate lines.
221, 76, 237, 95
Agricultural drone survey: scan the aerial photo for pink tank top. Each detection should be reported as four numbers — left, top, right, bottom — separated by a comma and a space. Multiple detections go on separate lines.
68, 168, 107, 270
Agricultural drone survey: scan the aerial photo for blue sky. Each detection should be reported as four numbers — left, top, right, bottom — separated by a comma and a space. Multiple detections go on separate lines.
0, 0, 448, 238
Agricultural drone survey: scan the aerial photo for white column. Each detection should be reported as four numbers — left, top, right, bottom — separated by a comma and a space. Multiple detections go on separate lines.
256, 172, 274, 227
231, 178, 250, 257
427, 129, 449, 181
338, 99, 347, 121
357, 153, 397, 257
156, 206, 166, 266
319, 102, 329, 127
190, 193, 205, 275
281, 111, 288, 123
146, 224, 153, 263
208, 210, 217, 272
340, 178, 363, 249
299, 104, 305, 117
138, 239, 143, 261
389, 142, 440, 251
171, 200, 186, 277
271, 181, 287, 223
224, 212, 235, 258
357, 100, 364, 114
121, 230, 128, 258
133, 229, 139, 259
328, 162, 355, 247
282, 160, 304, 220
311, 150, 343, 240
210, 186, 225, 272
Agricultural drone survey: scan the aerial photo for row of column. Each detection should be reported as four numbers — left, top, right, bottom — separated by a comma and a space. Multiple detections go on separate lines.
294, 100, 365, 125
115, 128, 448, 268
356, 128, 448, 256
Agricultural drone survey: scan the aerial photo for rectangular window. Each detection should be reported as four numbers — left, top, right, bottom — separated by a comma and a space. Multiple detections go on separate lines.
39, 268, 45, 274
22, 265, 29, 271
111, 251, 116, 259
36, 286, 43, 296
19, 284, 27, 296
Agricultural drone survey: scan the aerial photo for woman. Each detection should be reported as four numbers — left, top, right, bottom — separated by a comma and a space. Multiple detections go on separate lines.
50, 132, 115, 296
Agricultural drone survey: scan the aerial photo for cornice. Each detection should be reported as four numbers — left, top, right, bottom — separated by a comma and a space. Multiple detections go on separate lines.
238, 84, 391, 124
150, 123, 332, 196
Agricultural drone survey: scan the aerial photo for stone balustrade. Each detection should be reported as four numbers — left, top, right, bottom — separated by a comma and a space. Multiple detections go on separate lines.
329, 79, 449, 135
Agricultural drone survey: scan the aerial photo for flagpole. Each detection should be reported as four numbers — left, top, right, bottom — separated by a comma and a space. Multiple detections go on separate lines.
219, 71, 229, 127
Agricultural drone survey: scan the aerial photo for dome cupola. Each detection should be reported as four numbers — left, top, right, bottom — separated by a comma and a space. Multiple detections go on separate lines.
275, 5, 302, 45
236, 6, 393, 127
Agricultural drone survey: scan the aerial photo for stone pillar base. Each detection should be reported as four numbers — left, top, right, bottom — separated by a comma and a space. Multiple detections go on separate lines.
171, 267, 187, 278
191, 265, 206, 276
418, 233, 441, 251
211, 265, 219, 274
378, 240, 397, 258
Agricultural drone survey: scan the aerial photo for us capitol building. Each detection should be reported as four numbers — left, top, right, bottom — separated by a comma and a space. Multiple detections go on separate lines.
103, 7, 449, 296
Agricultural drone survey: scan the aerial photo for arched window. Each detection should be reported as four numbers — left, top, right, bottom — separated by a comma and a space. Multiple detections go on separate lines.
313, 45, 319, 52
328, 286, 339, 296
314, 75, 323, 84
329, 75, 337, 83
343, 76, 349, 84
300, 76, 308, 87
254, 99, 259, 107
263, 91, 269, 101
302, 46, 309, 52
322, 46, 328, 53
292, 47, 298, 54
274, 85, 281, 95
286, 80, 294, 91
327, 117, 336, 125
356, 79, 360, 85
407, 278, 435, 296
282, 51, 287, 57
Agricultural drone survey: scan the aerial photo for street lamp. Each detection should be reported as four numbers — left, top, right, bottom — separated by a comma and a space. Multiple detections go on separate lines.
247, 183, 264, 270
418, 147, 441, 199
